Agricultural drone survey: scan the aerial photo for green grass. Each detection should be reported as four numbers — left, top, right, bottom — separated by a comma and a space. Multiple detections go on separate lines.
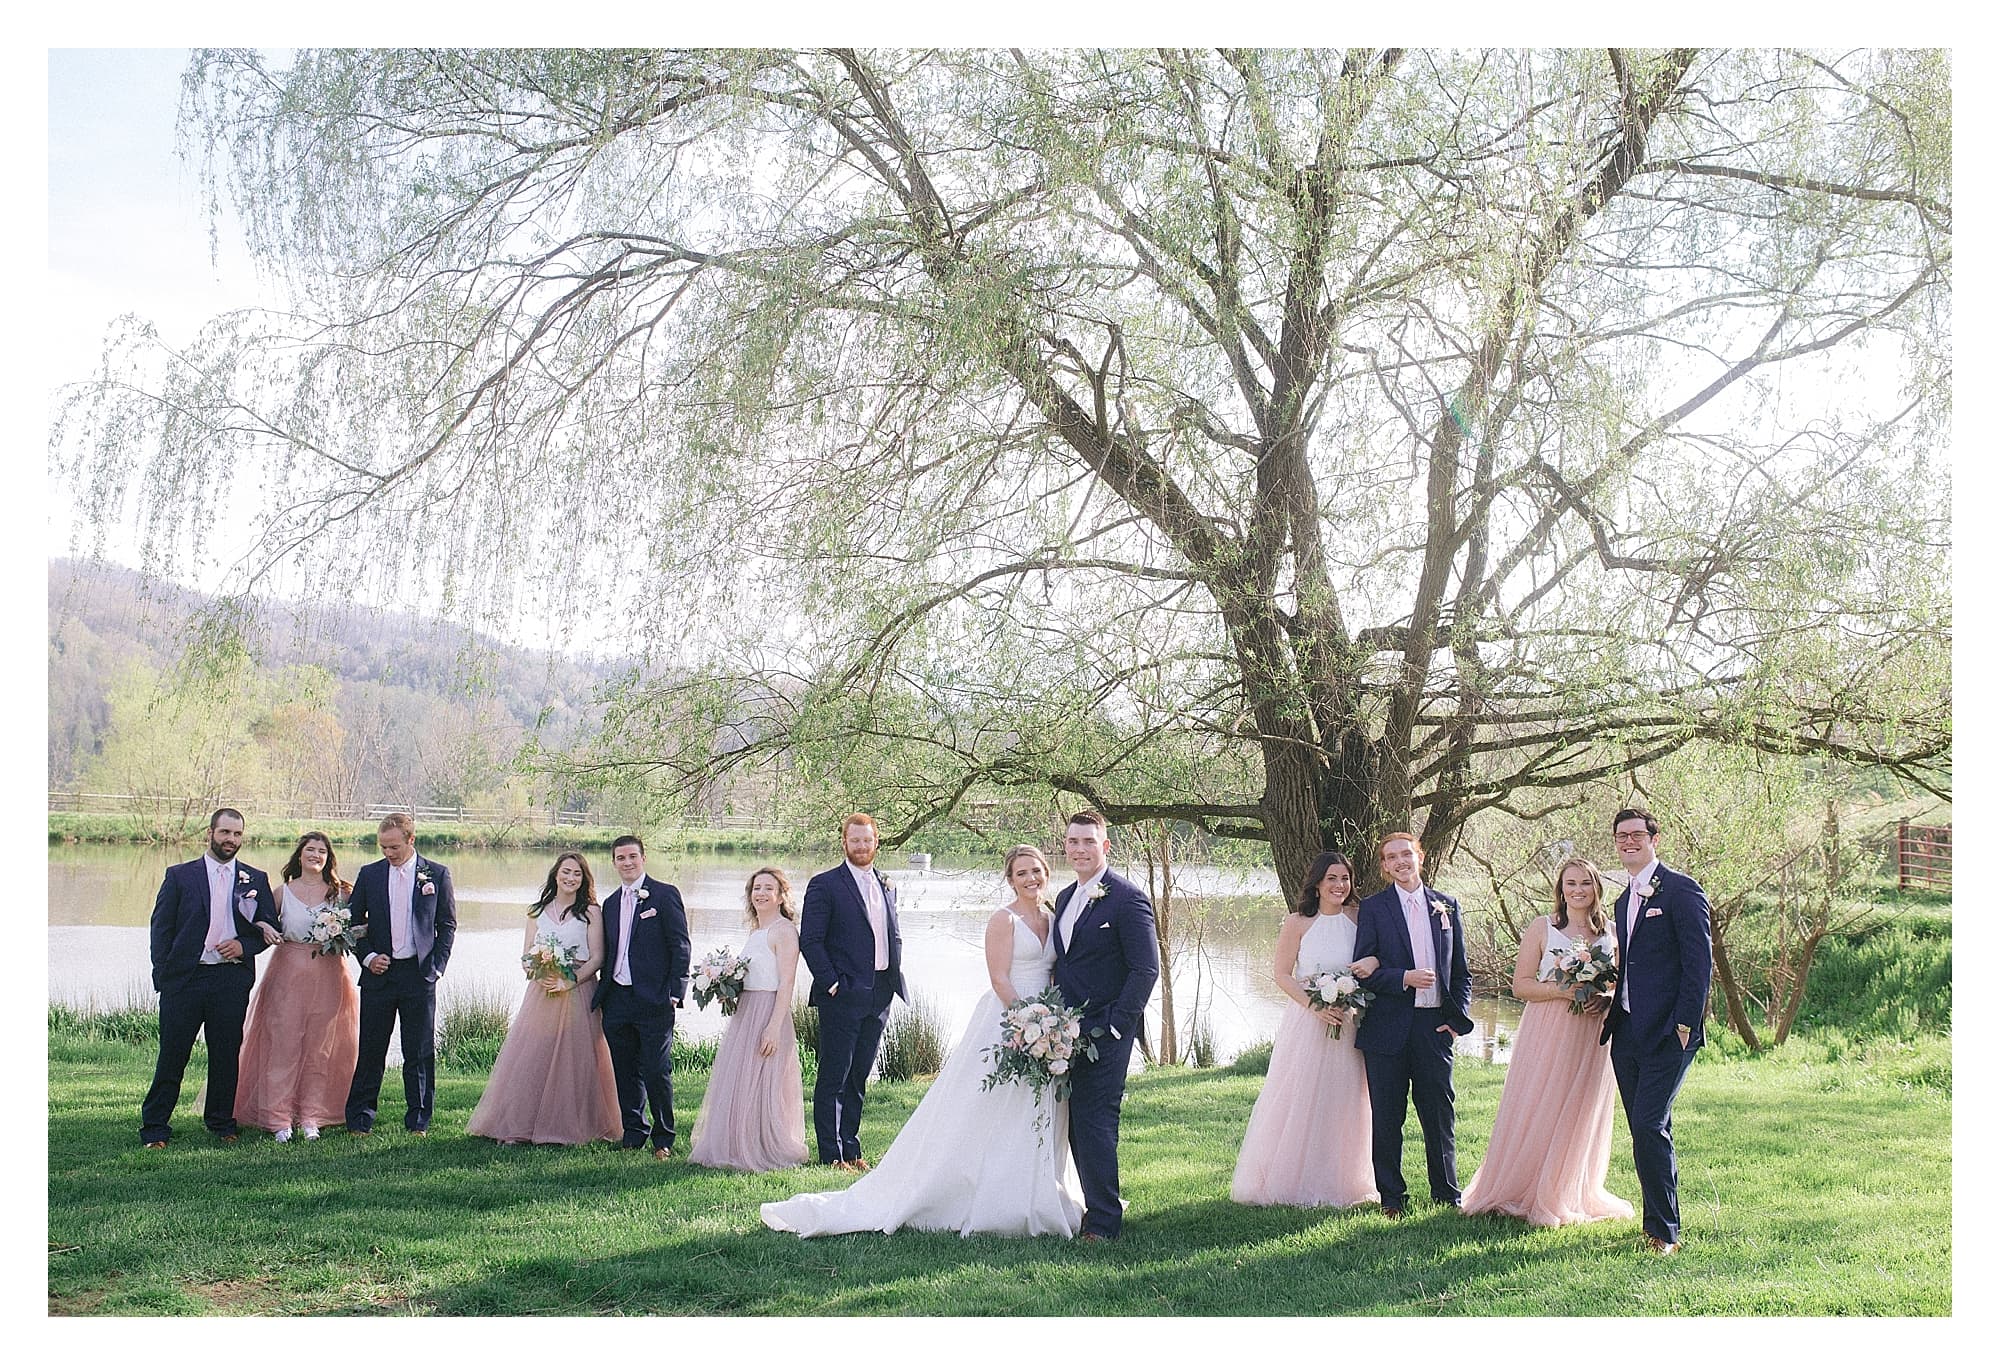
48, 1025, 1949, 1315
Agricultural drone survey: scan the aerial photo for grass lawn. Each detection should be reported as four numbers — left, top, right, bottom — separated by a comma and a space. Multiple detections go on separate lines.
47, 1028, 1949, 1316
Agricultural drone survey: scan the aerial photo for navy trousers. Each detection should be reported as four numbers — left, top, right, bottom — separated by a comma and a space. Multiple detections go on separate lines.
811, 978, 895, 1163
345, 958, 437, 1133
140, 963, 254, 1142
599, 983, 677, 1150
1067, 1029, 1139, 1238
1362, 1006, 1460, 1209
1610, 1030, 1698, 1244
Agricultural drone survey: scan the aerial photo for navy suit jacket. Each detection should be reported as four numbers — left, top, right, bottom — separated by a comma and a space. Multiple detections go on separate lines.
592, 875, 691, 1012
350, 854, 457, 984
1601, 862, 1713, 1051
1352, 883, 1474, 1052
149, 857, 279, 993
799, 862, 907, 1007
1051, 867, 1160, 1041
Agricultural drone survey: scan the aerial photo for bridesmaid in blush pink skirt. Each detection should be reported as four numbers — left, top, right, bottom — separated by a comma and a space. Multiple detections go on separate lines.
690, 866, 809, 1171
1461, 856, 1635, 1227
1231, 850, 1381, 1208
234, 832, 361, 1141
467, 852, 623, 1145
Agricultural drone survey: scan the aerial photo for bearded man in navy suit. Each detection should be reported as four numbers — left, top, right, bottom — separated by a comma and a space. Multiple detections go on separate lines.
1051, 810, 1159, 1241
1601, 805, 1713, 1255
799, 813, 907, 1169
343, 812, 456, 1134
1352, 830, 1474, 1217
140, 807, 281, 1147
593, 834, 692, 1157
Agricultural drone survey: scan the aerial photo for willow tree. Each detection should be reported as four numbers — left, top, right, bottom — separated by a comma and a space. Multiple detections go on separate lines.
56, 47, 1951, 899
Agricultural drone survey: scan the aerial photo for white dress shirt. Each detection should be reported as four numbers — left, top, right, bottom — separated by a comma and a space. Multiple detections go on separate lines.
200, 853, 236, 964
1060, 869, 1106, 952
846, 861, 890, 970
1398, 884, 1441, 1007
1619, 859, 1660, 1012
388, 858, 417, 959
613, 878, 642, 985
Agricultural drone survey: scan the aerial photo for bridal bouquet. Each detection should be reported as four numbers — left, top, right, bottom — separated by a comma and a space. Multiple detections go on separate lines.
983, 985, 1098, 1109
304, 902, 365, 959
691, 946, 752, 1015
1550, 938, 1618, 1013
522, 934, 585, 986
1300, 967, 1375, 1040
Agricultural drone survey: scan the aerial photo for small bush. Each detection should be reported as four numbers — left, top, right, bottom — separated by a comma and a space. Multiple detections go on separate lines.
791, 997, 819, 1053
672, 1035, 718, 1073
1186, 1020, 1217, 1069
437, 985, 512, 1071
878, 991, 950, 1081
1228, 1039, 1274, 1076
48, 996, 160, 1045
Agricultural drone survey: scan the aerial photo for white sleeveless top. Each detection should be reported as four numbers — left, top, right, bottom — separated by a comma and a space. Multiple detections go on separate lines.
1293, 910, 1359, 978
742, 924, 783, 991
278, 882, 335, 940
1535, 916, 1617, 980
533, 904, 593, 960
999, 905, 1057, 997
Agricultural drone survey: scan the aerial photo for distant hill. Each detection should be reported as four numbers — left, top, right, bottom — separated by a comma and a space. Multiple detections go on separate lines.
47, 558, 618, 793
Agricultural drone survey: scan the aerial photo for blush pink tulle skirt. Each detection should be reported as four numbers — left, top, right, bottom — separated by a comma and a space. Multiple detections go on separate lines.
466, 979, 623, 1145
1461, 998, 1635, 1227
1230, 999, 1378, 1208
233, 942, 361, 1132
689, 989, 808, 1172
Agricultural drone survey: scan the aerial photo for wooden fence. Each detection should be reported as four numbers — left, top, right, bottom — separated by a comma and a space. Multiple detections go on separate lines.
1894, 820, 1952, 891
48, 792, 768, 831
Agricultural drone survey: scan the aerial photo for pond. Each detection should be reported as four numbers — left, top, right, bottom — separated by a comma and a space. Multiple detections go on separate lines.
48, 843, 1521, 1066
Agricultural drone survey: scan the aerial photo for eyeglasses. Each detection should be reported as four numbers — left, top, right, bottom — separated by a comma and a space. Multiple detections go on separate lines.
1613, 830, 1653, 843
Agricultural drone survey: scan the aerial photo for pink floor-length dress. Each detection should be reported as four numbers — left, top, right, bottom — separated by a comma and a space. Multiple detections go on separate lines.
1461, 917, 1635, 1227
688, 926, 809, 1172
1230, 910, 1378, 1208
467, 907, 623, 1145
233, 886, 362, 1132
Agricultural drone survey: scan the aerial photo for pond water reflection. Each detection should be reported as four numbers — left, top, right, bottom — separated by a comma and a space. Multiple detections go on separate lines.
48, 843, 1520, 1064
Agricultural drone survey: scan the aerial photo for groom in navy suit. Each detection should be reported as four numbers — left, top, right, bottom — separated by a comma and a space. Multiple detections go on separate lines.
1353, 831, 1473, 1216
1051, 810, 1159, 1241
593, 834, 692, 1156
343, 812, 456, 1134
140, 807, 280, 1146
1601, 805, 1712, 1254
800, 813, 906, 1168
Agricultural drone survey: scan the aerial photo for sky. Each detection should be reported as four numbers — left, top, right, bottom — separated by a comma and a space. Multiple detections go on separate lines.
14, 16, 1991, 1345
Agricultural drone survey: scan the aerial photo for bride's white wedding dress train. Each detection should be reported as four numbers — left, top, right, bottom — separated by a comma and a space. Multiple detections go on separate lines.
760, 910, 1086, 1238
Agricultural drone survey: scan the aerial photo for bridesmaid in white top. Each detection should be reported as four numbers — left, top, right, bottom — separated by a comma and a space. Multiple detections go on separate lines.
467, 852, 623, 1144
1461, 855, 1634, 1226
689, 866, 810, 1171
233, 832, 360, 1140
1231, 850, 1382, 1207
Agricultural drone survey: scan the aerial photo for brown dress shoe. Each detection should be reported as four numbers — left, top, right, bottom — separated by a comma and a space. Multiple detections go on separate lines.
1381, 1206, 1403, 1220
217, 1134, 239, 1145
653, 1147, 673, 1162
143, 1140, 168, 1150
1078, 1231, 1107, 1243
1646, 1236, 1679, 1255
852, 1157, 871, 1172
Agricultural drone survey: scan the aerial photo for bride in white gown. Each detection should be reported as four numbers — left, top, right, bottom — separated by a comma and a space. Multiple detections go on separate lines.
761, 844, 1086, 1238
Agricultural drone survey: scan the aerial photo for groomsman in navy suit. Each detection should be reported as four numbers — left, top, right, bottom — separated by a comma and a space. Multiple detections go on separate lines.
1051, 810, 1159, 1241
799, 813, 906, 1169
140, 807, 281, 1146
1353, 831, 1474, 1217
592, 834, 691, 1157
343, 812, 456, 1134
1601, 805, 1713, 1254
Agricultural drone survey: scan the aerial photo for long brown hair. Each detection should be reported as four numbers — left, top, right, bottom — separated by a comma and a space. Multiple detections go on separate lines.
744, 866, 797, 927
530, 851, 596, 922
281, 831, 346, 895
1551, 855, 1609, 936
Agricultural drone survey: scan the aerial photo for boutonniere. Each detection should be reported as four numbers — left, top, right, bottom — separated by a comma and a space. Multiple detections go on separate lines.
1087, 883, 1109, 903
636, 886, 651, 902
1636, 877, 1660, 899
417, 867, 436, 897
236, 869, 251, 885
1428, 897, 1451, 920
876, 873, 894, 894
